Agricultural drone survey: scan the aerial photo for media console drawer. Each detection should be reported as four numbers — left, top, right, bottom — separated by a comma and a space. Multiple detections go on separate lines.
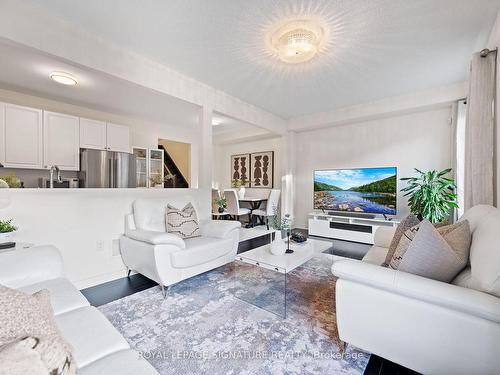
329, 221, 373, 233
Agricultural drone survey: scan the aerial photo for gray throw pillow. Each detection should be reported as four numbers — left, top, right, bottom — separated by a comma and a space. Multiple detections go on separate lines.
393, 220, 471, 282
166, 202, 201, 239
382, 214, 420, 266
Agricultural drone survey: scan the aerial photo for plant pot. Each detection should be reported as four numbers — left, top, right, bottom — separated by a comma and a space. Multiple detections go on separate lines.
0, 232, 15, 244
218, 207, 224, 213
270, 238, 286, 256
237, 187, 246, 200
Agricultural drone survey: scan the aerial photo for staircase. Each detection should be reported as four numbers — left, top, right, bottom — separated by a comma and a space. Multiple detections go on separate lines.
158, 145, 189, 188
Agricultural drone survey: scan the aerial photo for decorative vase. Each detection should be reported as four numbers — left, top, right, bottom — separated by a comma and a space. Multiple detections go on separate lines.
218, 207, 224, 213
0, 232, 15, 244
270, 237, 286, 256
238, 187, 246, 199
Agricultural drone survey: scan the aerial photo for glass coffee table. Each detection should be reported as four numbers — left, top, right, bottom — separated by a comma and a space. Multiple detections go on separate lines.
232, 238, 333, 318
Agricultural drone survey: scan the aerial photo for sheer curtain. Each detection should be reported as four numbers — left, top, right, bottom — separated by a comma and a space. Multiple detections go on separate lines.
464, 50, 497, 210
454, 100, 467, 218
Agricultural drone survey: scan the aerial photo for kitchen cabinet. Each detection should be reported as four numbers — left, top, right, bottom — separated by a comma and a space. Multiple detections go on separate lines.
80, 118, 130, 152
0, 103, 43, 169
43, 111, 80, 171
106, 123, 130, 153
149, 149, 164, 188
79, 118, 107, 150
132, 147, 148, 188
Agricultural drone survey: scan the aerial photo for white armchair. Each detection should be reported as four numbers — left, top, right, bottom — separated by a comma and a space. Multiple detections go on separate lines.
332, 205, 500, 375
120, 197, 241, 297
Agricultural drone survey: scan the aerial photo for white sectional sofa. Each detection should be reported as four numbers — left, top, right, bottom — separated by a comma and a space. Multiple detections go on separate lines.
332, 205, 500, 375
120, 197, 241, 296
0, 245, 158, 375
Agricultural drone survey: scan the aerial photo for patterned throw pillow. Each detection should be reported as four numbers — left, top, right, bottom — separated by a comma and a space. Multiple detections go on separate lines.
0, 286, 76, 375
382, 214, 420, 266
390, 220, 471, 282
166, 202, 201, 239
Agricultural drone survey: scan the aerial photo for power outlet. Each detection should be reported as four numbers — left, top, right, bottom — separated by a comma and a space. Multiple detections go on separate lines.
96, 240, 104, 252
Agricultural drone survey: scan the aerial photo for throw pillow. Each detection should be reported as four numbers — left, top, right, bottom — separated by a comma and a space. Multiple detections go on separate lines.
166, 202, 201, 239
392, 220, 471, 282
0, 337, 48, 375
0, 286, 76, 375
382, 214, 420, 266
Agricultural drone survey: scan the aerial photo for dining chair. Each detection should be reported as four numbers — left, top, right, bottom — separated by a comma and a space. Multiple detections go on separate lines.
251, 189, 281, 229
224, 189, 251, 223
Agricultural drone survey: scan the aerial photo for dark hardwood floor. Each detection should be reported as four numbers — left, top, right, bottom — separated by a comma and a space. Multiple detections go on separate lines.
80, 227, 420, 375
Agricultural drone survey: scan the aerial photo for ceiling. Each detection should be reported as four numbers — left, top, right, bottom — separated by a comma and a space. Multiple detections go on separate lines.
19, 0, 500, 119
212, 113, 275, 144
0, 40, 200, 127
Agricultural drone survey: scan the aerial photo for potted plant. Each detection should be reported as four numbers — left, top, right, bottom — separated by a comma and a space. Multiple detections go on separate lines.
268, 208, 293, 255
0, 219, 17, 244
401, 168, 458, 223
0, 174, 21, 188
214, 196, 227, 213
231, 178, 248, 199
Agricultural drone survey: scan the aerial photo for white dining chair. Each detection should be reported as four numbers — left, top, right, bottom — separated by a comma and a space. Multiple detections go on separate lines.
251, 189, 281, 229
224, 189, 251, 223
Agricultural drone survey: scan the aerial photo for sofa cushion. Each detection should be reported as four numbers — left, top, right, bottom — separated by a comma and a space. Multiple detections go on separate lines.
18, 278, 89, 316
166, 202, 200, 239
393, 220, 471, 282
79, 349, 158, 375
0, 336, 48, 375
133, 197, 198, 232
55, 306, 129, 368
382, 214, 420, 266
171, 237, 233, 268
460, 207, 500, 297
362, 246, 389, 265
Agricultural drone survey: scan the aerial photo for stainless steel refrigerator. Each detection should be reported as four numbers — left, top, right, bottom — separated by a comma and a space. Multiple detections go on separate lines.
79, 149, 136, 188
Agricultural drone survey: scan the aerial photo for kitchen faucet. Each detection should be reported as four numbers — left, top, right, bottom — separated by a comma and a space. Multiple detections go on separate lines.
49, 165, 62, 188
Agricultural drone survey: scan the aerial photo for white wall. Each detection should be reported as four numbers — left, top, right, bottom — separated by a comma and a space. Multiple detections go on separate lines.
0, 87, 200, 187
213, 137, 282, 199
294, 107, 453, 228
0, 188, 210, 289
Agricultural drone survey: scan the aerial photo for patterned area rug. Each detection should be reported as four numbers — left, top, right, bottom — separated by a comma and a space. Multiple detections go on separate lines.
99, 253, 370, 374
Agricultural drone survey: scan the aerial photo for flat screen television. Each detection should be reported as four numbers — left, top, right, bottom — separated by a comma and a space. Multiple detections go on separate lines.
314, 167, 397, 215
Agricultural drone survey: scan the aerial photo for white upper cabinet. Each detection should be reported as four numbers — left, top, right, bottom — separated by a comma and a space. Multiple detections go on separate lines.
80, 118, 130, 153
80, 118, 107, 150
0, 103, 43, 169
43, 111, 80, 171
106, 122, 130, 153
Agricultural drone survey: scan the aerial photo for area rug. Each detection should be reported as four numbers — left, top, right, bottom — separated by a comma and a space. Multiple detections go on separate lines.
99, 253, 370, 374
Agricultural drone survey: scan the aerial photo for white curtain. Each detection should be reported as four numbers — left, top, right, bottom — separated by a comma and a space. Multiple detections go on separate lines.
464, 50, 497, 210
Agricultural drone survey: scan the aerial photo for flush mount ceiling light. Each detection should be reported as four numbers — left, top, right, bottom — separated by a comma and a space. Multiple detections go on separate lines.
49, 71, 78, 86
267, 19, 327, 64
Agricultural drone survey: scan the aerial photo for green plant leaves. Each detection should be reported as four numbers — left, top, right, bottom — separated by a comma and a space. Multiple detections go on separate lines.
400, 168, 458, 223
0, 219, 17, 233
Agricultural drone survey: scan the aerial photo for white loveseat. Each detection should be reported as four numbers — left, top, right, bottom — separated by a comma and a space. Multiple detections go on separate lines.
332, 205, 500, 375
0, 245, 158, 375
120, 197, 241, 296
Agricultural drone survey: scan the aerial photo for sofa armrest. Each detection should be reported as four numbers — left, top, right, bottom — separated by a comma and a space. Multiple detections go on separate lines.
199, 220, 241, 239
332, 259, 500, 323
125, 229, 185, 249
0, 245, 64, 288
373, 226, 396, 248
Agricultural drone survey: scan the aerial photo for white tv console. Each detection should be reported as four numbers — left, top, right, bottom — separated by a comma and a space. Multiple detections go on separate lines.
308, 212, 400, 244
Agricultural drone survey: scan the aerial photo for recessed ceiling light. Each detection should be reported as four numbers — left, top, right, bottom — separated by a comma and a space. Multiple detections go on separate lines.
49, 71, 78, 86
268, 19, 327, 64
212, 119, 221, 126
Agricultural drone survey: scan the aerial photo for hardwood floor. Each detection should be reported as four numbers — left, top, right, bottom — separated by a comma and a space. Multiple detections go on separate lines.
80, 228, 420, 375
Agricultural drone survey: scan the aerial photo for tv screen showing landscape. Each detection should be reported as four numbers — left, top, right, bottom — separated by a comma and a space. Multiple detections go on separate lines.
314, 167, 397, 215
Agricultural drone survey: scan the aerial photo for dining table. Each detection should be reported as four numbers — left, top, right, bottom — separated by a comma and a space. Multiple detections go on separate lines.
238, 197, 267, 228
